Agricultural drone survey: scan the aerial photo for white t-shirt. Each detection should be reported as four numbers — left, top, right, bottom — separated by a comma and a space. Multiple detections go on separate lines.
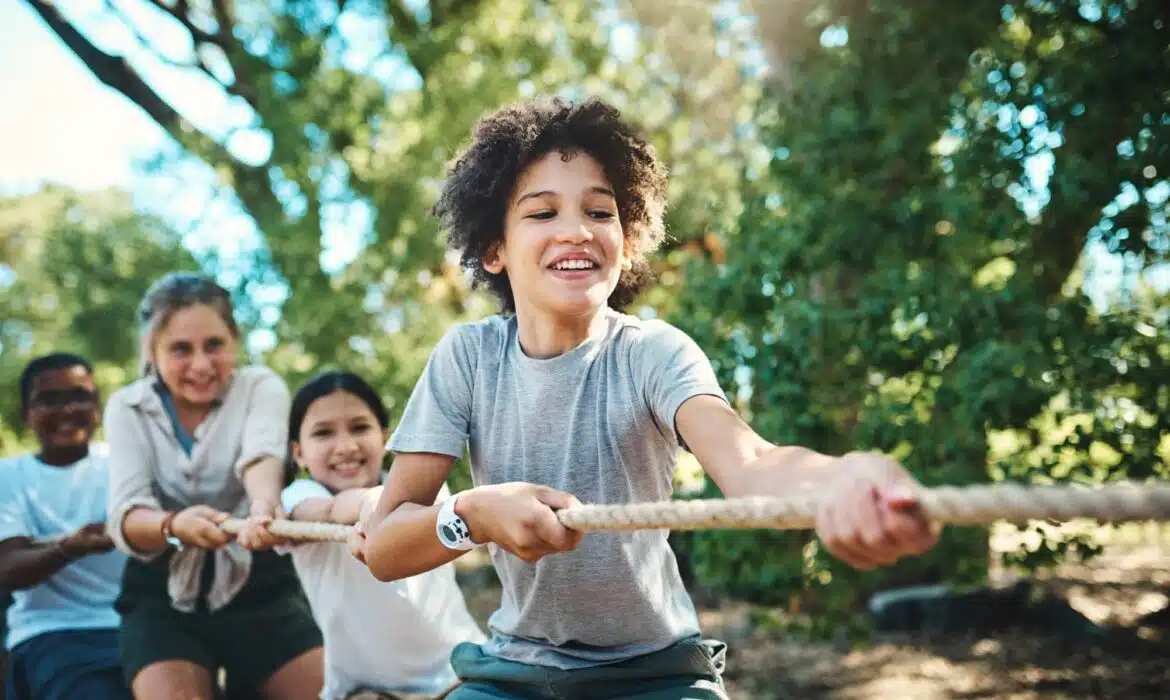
0, 452, 127, 650
281, 479, 486, 699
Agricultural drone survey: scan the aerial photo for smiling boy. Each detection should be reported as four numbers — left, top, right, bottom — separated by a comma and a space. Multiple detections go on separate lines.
0, 353, 130, 700
358, 98, 940, 699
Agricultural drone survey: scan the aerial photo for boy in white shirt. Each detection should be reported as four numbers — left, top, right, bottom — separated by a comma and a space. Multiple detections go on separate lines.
0, 353, 130, 700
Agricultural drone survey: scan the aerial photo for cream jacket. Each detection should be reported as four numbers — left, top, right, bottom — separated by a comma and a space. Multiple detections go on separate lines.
104, 366, 291, 612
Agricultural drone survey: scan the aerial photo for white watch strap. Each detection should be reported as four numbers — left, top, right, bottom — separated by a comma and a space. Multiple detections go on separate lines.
436, 492, 477, 551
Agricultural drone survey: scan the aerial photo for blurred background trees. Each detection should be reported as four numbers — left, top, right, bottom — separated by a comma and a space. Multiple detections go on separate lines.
3, 0, 1167, 618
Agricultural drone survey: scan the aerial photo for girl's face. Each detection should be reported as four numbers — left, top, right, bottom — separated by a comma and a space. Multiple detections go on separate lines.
292, 390, 386, 493
152, 304, 238, 409
487, 150, 629, 319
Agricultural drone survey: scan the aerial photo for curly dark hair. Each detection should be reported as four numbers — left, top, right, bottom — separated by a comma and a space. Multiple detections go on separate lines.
433, 96, 669, 313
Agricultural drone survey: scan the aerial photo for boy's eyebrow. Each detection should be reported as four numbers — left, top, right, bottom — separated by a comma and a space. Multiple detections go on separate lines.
515, 186, 616, 205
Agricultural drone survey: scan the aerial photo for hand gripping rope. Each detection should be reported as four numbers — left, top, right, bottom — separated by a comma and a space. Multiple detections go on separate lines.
217, 481, 1170, 543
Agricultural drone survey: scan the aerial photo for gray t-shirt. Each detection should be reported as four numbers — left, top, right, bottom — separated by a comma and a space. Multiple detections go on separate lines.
388, 308, 727, 669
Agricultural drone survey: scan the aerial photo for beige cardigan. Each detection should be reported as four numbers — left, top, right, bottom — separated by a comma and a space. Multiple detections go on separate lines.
104, 366, 291, 612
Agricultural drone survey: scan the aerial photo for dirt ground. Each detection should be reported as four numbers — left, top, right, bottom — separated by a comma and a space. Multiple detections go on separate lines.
456, 525, 1170, 699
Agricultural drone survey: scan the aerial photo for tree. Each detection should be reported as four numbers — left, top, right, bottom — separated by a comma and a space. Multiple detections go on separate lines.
21, 0, 765, 415
671, 0, 1169, 618
0, 186, 200, 453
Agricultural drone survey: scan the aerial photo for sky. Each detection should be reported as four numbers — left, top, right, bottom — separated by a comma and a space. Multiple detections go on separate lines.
0, 1, 1163, 314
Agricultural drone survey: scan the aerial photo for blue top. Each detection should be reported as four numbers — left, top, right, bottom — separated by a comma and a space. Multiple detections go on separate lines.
0, 452, 127, 649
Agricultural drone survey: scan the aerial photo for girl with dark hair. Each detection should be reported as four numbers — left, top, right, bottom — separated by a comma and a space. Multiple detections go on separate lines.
104, 271, 324, 700
281, 371, 484, 700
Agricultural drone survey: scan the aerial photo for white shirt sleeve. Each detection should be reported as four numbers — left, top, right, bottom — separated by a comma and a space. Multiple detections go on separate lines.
0, 457, 30, 542
280, 478, 334, 515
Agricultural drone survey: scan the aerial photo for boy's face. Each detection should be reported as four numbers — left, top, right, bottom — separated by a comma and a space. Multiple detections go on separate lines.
488, 150, 629, 318
23, 365, 100, 452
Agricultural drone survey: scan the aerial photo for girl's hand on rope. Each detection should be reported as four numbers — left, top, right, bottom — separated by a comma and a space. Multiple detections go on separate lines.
460, 483, 585, 563
237, 498, 288, 551
171, 506, 234, 549
815, 452, 940, 571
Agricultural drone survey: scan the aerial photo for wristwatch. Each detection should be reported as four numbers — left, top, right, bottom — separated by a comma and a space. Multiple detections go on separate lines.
435, 493, 477, 551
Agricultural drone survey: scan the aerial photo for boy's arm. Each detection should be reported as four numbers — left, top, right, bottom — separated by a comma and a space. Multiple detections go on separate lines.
0, 537, 77, 591
0, 471, 115, 590
0, 526, 112, 591
674, 395, 837, 499
361, 452, 467, 582
675, 395, 938, 570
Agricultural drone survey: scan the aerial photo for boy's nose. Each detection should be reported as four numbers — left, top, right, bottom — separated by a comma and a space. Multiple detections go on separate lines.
555, 220, 593, 243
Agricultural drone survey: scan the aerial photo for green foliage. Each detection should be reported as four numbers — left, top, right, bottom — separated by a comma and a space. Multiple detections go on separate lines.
0, 186, 199, 454
670, 1, 1169, 616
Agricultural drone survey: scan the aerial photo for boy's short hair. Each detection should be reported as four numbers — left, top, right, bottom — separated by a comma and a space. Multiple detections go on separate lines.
433, 97, 669, 312
19, 352, 94, 410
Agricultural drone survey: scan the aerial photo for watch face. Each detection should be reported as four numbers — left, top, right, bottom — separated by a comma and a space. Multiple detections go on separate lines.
440, 517, 470, 545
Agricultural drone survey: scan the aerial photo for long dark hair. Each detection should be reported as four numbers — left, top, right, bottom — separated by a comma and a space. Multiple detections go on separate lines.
286, 370, 390, 483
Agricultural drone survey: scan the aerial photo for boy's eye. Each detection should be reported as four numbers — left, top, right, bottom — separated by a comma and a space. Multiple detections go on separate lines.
311, 429, 333, 438
527, 210, 556, 220
589, 210, 616, 220
351, 423, 372, 433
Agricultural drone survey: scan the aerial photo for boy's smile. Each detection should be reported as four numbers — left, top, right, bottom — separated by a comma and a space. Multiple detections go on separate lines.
24, 365, 100, 463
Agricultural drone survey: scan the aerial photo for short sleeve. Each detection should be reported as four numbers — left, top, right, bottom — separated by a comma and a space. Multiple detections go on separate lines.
386, 325, 477, 458
0, 459, 30, 542
280, 479, 332, 514
630, 321, 728, 448
234, 368, 292, 478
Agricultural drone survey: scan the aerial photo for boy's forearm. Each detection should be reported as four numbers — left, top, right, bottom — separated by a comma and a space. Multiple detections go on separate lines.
0, 540, 76, 590
364, 501, 467, 582
718, 445, 841, 499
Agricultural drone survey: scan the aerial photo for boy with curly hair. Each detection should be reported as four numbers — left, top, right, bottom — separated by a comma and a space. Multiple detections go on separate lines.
357, 97, 940, 699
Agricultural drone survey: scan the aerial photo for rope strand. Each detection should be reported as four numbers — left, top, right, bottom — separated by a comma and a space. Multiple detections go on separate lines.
218, 482, 1170, 542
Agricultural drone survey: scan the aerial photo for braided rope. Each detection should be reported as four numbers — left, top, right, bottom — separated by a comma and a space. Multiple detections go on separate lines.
215, 482, 1170, 542
556, 482, 1170, 532
219, 518, 352, 542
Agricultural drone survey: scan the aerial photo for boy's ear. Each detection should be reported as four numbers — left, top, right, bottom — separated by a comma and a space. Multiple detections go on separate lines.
290, 441, 304, 467
483, 243, 505, 275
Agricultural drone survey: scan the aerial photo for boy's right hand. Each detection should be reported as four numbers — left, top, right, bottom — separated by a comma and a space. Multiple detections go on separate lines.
171, 505, 234, 549
347, 492, 379, 564
59, 522, 115, 559
459, 483, 584, 562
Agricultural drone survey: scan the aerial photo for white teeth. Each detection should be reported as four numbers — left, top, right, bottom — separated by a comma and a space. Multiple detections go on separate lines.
552, 259, 596, 270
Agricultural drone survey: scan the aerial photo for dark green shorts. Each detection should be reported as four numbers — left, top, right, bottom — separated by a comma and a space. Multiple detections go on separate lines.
116, 549, 323, 690
447, 637, 728, 700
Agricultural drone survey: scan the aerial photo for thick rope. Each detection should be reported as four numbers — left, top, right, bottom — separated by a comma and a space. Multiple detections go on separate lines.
556, 482, 1170, 532
219, 518, 352, 542
215, 482, 1170, 542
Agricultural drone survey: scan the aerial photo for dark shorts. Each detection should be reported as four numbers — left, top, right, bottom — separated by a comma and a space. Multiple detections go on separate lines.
116, 549, 323, 691
4, 628, 132, 700
446, 638, 728, 700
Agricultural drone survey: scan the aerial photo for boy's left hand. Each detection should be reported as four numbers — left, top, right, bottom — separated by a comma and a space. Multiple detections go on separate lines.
238, 498, 288, 551
815, 452, 940, 570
